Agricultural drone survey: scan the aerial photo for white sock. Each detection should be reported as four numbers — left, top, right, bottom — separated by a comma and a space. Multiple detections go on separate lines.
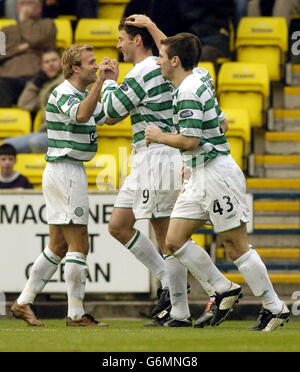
17, 246, 61, 305
164, 254, 190, 320
65, 252, 88, 320
125, 230, 169, 289
234, 248, 283, 314
174, 240, 232, 294
199, 281, 216, 298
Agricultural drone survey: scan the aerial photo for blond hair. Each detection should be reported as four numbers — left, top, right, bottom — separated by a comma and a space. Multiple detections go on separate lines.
62, 44, 94, 79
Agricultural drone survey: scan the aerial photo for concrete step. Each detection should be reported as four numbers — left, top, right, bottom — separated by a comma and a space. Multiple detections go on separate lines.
248, 233, 300, 248
249, 224, 300, 248
217, 247, 300, 259
255, 155, 300, 178
254, 215, 300, 225
265, 132, 300, 154
271, 109, 300, 131
254, 199, 300, 216
224, 271, 300, 285
284, 86, 300, 109
286, 63, 300, 85
253, 200, 300, 228
247, 177, 300, 193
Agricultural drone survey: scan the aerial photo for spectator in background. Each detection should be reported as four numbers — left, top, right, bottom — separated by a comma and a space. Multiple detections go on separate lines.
0, 144, 33, 189
41, 0, 98, 19
0, 0, 5, 17
178, 0, 235, 71
0, 0, 57, 107
2, 48, 64, 153
247, 0, 300, 27
233, 0, 248, 29
4, 0, 18, 20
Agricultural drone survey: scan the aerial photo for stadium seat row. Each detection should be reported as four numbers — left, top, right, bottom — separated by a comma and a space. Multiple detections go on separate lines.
0, 15, 287, 81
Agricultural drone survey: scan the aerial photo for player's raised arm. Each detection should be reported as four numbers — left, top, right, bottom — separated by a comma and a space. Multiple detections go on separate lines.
76, 70, 106, 123
125, 14, 166, 50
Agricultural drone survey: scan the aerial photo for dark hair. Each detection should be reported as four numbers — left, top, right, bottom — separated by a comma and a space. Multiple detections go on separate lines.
119, 17, 154, 50
161, 33, 199, 71
179, 33, 202, 66
42, 47, 61, 57
0, 144, 17, 157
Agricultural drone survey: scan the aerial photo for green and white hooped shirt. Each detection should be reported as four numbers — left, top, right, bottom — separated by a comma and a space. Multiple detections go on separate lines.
192, 67, 225, 124
45, 79, 106, 162
101, 56, 176, 151
173, 73, 230, 168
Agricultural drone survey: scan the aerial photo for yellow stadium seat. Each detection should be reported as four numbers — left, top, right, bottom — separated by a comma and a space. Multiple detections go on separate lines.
75, 18, 120, 62
197, 62, 216, 86
227, 137, 244, 170
98, 3, 126, 19
75, 18, 119, 47
33, 110, 42, 132
117, 62, 132, 84
93, 48, 118, 64
98, 115, 132, 137
236, 17, 288, 81
0, 108, 32, 139
54, 18, 73, 50
222, 108, 250, 170
223, 108, 251, 143
217, 62, 269, 127
14, 154, 46, 189
97, 137, 132, 188
191, 234, 206, 248
0, 18, 17, 29
85, 153, 117, 190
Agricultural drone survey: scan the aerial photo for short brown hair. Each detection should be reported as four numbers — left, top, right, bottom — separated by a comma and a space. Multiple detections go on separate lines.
62, 44, 93, 79
42, 47, 61, 57
161, 33, 198, 71
178, 32, 202, 66
119, 18, 154, 50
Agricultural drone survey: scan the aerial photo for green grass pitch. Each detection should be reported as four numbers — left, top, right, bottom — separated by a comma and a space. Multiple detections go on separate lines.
0, 318, 300, 352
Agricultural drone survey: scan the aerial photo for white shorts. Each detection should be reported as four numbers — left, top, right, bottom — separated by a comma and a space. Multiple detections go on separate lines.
115, 144, 182, 219
42, 160, 89, 225
171, 155, 249, 233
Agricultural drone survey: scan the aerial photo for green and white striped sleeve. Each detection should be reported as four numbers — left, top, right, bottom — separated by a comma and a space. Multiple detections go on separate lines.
55, 92, 81, 122
101, 77, 146, 118
93, 102, 106, 126
177, 91, 203, 138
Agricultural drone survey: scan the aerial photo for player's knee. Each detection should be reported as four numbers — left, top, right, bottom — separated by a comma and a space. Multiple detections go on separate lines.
222, 239, 236, 260
52, 242, 68, 258
222, 237, 248, 261
108, 219, 122, 239
165, 237, 180, 254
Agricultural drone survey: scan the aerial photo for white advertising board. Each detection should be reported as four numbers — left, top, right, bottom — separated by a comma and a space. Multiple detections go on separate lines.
0, 193, 150, 293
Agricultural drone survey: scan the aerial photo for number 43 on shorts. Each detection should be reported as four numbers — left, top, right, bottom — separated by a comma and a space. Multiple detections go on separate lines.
213, 196, 234, 215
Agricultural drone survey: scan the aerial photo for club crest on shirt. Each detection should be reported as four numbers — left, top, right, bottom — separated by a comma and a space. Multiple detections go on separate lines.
179, 109, 194, 119
120, 82, 129, 92
74, 207, 84, 217
67, 96, 76, 106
